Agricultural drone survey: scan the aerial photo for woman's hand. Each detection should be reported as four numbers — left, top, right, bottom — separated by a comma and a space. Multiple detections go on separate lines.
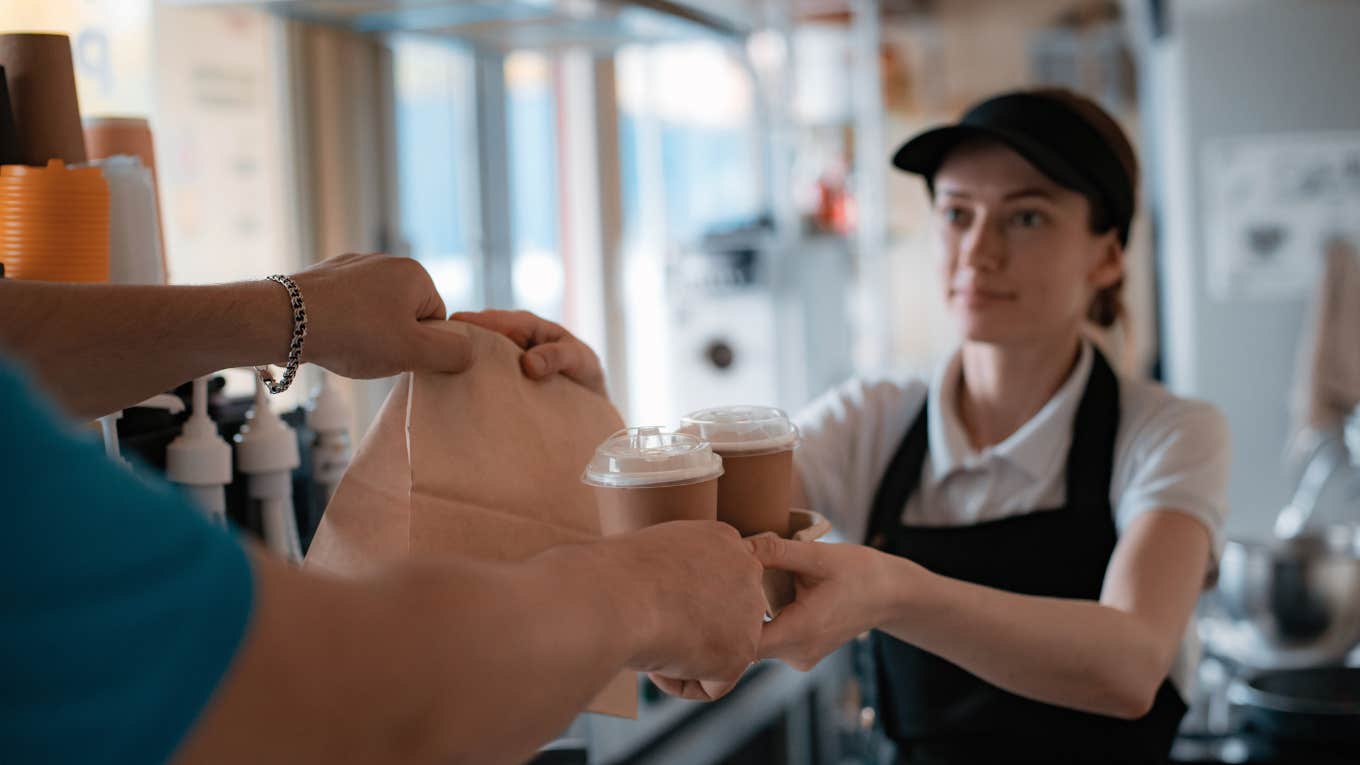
451, 310, 608, 398
645, 673, 742, 703
750, 537, 910, 671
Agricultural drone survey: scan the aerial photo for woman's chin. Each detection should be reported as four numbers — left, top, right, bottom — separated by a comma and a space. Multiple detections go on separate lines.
954, 312, 1016, 344
961, 328, 1012, 344
957, 312, 1075, 347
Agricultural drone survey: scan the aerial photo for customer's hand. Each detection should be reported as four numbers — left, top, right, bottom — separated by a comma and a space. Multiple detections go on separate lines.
451, 309, 607, 398
288, 253, 473, 378
596, 522, 765, 694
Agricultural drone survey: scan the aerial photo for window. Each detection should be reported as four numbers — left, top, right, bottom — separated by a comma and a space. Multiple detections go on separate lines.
505, 50, 565, 321
617, 41, 763, 246
392, 36, 481, 311
615, 41, 766, 423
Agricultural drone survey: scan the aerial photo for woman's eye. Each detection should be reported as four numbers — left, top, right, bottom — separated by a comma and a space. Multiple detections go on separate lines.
941, 207, 969, 225
1011, 210, 1046, 228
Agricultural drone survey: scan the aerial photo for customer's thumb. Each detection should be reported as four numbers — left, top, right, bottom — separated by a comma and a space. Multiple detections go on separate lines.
411, 321, 475, 374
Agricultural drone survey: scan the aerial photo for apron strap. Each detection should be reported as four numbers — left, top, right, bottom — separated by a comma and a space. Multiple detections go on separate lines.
864, 399, 930, 548
1063, 348, 1121, 511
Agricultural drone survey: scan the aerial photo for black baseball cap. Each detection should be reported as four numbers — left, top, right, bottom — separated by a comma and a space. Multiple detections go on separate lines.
892, 89, 1138, 246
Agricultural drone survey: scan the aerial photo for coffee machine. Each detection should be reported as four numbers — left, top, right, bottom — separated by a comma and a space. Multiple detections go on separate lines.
661, 219, 852, 419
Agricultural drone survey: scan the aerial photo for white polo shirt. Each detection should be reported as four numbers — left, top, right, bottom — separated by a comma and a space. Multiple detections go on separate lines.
793, 340, 1231, 694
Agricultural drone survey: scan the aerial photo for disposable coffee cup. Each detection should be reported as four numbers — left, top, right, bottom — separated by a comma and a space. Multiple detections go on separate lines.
679, 406, 800, 538
582, 426, 724, 536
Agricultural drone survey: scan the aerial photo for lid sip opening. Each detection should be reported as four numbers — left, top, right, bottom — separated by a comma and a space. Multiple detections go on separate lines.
678, 405, 801, 456
583, 426, 725, 489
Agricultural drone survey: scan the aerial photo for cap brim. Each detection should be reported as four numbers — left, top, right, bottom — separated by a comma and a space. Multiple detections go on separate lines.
891, 123, 1090, 194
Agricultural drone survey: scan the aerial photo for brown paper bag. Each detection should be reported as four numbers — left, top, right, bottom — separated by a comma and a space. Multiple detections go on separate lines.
307, 321, 637, 718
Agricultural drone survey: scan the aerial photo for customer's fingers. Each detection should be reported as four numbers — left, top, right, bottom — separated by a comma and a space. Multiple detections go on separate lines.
408, 322, 475, 374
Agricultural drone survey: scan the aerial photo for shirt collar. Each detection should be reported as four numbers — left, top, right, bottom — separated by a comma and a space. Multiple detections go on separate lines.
926, 340, 1094, 482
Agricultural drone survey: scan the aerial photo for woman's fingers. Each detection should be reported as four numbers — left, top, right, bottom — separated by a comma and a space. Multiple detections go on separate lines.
749, 539, 838, 665
524, 341, 588, 382
646, 674, 739, 702
757, 600, 815, 663
449, 310, 538, 348
451, 309, 607, 396
748, 536, 827, 577
451, 310, 567, 349
647, 673, 687, 698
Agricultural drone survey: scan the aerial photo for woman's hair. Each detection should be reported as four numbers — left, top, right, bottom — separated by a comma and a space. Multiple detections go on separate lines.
1029, 88, 1139, 329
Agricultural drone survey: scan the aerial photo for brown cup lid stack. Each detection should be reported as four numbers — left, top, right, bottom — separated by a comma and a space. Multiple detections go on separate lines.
582, 426, 724, 489
678, 405, 801, 456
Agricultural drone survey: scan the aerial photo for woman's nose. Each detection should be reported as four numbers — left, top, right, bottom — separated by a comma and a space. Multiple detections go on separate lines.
960, 220, 1004, 271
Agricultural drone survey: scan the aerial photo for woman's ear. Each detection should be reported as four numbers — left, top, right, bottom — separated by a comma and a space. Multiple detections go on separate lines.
1090, 233, 1125, 291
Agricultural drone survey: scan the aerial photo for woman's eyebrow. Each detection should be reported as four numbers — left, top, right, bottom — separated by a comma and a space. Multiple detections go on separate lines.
936, 186, 1060, 201
1003, 187, 1059, 201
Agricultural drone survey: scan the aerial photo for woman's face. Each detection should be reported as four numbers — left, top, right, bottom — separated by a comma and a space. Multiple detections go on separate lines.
931, 139, 1123, 346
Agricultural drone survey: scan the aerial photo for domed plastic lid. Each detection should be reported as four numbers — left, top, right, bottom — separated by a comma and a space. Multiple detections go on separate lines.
583, 426, 724, 488
678, 405, 800, 455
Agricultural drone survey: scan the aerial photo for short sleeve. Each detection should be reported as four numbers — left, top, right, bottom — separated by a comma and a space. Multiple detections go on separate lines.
795, 383, 862, 530
794, 377, 925, 543
0, 357, 255, 765
1114, 396, 1232, 565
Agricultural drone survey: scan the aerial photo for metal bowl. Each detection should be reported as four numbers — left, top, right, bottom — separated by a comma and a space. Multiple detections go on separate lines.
1215, 528, 1360, 667
1227, 667, 1360, 742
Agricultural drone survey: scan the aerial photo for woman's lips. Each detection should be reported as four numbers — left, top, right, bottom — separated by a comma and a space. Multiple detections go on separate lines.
951, 286, 1018, 308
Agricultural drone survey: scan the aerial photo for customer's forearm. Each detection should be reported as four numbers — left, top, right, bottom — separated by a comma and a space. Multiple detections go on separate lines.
381, 545, 642, 764
174, 545, 640, 765
0, 280, 291, 419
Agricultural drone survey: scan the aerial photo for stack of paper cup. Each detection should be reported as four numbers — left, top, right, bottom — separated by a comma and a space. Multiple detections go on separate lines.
0, 159, 110, 282
92, 156, 164, 285
0, 67, 24, 165
83, 117, 157, 171
84, 117, 167, 282
0, 33, 86, 166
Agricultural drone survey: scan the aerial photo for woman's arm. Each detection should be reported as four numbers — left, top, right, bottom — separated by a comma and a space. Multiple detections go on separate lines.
174, 521, 766, 765
753, 509, 1211, 719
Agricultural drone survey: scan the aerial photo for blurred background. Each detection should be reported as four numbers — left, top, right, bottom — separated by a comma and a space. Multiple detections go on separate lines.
4, 1, 1360, 762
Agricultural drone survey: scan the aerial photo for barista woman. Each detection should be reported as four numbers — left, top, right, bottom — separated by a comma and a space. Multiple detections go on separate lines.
481, 88, 1231, 764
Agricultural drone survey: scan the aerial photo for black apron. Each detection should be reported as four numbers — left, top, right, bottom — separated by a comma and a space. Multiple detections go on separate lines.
864, 349, 1186, 764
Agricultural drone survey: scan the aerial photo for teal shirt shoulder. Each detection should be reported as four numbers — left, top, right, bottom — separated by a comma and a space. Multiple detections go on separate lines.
0, 357, 254, 764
